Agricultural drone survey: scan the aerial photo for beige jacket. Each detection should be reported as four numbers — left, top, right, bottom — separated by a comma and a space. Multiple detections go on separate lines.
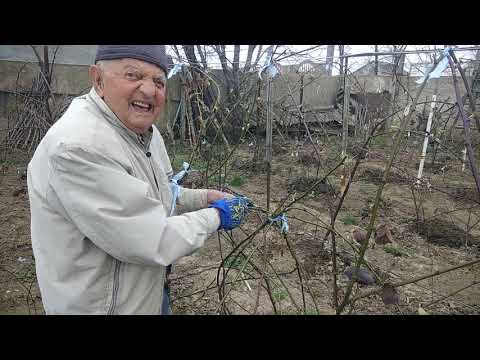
27, 88, 220, 315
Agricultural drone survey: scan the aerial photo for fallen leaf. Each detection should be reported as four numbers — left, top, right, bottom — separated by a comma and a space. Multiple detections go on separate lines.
375, 224, 394, 244
380, 283, 400, 305
344, 266, 375, 285
352, 228, 367, 245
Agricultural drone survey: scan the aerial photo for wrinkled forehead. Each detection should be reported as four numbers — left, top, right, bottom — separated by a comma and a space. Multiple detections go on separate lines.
109, 58, 166, 78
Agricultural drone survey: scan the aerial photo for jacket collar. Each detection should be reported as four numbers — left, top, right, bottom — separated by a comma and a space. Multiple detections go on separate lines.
87, 87, 153, 149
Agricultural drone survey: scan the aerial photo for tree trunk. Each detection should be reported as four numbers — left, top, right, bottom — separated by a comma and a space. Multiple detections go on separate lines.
392, 45, 406, 75
244, 45, 256, 72
232, 45, 241, 95
253, 45, 264, 69
214, 45, 243, 137
326, 45, 334, 76
181, 45, 204, 140
30, 45, 54, 124
338, 45, 344, 76
397, 53, 406, 75
182, 45, 199, 66
196, 45, 208, 69
215, 45, 234, 90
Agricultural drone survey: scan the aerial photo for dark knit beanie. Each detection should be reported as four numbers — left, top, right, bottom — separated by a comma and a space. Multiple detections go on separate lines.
95, 45, 168, 74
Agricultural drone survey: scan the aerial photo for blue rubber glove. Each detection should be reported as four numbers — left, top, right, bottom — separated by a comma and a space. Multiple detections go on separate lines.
208, 196, 252, 231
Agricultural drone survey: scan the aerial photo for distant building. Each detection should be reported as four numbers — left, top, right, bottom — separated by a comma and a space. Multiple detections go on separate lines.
463, 59, 479, 77
282, 60, 327, 75
354, 60, 408, 76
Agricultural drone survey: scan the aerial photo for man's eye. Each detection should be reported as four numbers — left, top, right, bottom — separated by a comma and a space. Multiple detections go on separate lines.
125, 72, 141, 80
154, 79, 165, 89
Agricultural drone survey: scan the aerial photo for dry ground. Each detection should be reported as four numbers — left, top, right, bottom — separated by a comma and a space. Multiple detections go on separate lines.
1, 139, 479, 315
171, 141, 480, 315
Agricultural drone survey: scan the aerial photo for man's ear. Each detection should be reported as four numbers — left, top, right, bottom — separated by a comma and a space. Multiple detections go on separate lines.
89, 65, 104, 97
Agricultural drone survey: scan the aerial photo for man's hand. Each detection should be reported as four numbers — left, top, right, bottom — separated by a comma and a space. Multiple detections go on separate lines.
208, 196, 252, 231
207, 190, 232, 204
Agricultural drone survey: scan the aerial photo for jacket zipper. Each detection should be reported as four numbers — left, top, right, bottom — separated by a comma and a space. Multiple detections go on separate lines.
148, 157, 159, 190
107, 259, 121, 315
141, 136, 169, 315
138, 134, 159, 191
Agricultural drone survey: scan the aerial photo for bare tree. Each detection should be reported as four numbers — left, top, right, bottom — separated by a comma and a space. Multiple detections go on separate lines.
326, 45, 335, 76
195, 45, 208, 69
232, 45, 241, 93
4, 45, 70, 154
338, 45, 345, 75
29, 45, 61, 124
253, 45, 264, 68
244, 45, 257, 72
392, 45, 406, 75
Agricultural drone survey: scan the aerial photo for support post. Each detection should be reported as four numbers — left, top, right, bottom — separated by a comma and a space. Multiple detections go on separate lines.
266, 79, 273, 212
416, 95, 437, 182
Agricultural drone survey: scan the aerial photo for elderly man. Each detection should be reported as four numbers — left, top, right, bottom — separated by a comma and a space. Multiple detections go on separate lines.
27, 45, 250, 315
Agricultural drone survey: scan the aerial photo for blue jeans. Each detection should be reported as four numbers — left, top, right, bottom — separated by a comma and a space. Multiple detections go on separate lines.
161, 264, 172, 315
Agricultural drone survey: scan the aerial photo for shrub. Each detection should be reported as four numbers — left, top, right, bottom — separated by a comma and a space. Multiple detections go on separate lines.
342, 214, 358, 226
229, 175, 245, 187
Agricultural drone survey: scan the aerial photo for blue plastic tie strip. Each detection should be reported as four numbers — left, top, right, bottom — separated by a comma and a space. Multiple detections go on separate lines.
269, 213, 289, 234
416, 47, 452, 84
168, 63, 184, 79
169, 162, 190, 215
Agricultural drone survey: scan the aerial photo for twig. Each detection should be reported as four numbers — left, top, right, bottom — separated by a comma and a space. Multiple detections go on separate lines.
337, 60, 435, 314
283, 233, 320, 314
448, 53, 480, 198
423, 280, 480, 309
253, 230, 267, 314
331, 232, 339, 309
349, 258, 480, 304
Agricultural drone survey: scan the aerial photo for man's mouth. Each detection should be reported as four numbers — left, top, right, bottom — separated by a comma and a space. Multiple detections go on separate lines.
131, 100, 153, 113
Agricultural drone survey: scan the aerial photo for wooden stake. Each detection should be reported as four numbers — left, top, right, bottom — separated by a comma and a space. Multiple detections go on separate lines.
416, 95, 437, 183
266, 79, 273, 212
462, 147, 467, 172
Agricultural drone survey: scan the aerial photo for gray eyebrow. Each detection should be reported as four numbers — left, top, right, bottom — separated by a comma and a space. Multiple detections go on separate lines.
123, 65, 166, 80
122, 64, 140, 71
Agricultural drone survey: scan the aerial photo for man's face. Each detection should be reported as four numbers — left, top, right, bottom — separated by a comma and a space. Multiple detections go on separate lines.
90, 58, 166, 134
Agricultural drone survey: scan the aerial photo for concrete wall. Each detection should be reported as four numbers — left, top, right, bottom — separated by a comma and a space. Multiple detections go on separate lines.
0, 45, 97, 65
407, 76, 470, 102
0, 57, 472, 137
271, 72, 339, 111
349, 74, 470, 107
0, 58, 182, 135
0, 60, 91, 95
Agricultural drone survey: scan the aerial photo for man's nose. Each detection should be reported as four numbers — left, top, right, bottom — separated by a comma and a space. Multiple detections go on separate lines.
139, 79, 157, 97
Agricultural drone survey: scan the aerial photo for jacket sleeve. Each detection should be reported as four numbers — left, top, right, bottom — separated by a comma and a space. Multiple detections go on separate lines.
49, 144, 220, 267
175, 188, 208, 214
